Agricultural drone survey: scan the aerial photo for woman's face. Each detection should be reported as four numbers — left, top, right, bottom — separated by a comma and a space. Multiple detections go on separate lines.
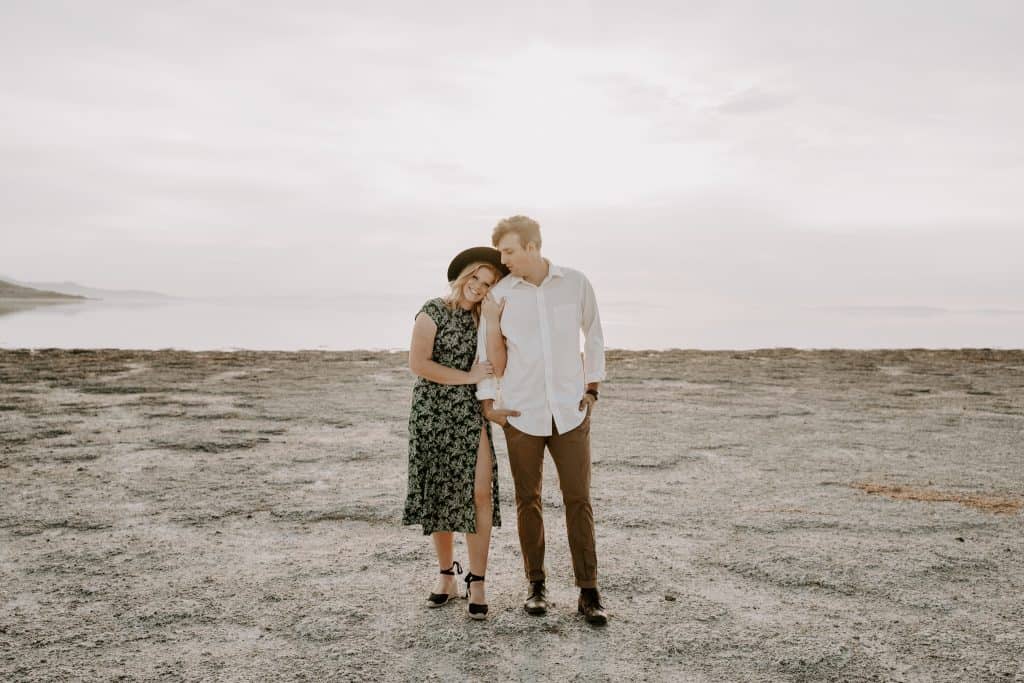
462, 267, 497, 304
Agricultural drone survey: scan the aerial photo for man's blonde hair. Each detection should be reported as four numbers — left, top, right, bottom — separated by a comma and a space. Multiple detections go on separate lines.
492, 215, 542, 249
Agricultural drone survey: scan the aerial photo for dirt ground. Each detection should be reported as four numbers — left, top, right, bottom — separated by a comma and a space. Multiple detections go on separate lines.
1, 348, 1022, 682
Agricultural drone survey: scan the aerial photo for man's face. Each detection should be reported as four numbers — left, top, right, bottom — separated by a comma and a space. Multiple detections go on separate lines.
496, 233, 534, 277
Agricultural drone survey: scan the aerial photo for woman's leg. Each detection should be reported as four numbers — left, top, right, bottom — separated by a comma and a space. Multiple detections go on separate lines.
465, 425, 493, 604
431, 531, 457, 595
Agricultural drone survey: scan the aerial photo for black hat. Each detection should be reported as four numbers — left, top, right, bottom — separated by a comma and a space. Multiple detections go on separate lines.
447, 246, 509, 282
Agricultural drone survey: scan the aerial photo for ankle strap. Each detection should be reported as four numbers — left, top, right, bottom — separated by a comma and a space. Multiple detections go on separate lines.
440, 561, 462, 576
465, 571, 485, 584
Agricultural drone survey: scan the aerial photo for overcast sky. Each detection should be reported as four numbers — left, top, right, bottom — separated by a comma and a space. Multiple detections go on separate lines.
2, 1, 1022, 310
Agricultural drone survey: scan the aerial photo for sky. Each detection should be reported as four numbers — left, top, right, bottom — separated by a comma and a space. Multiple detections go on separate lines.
2, 1, 1023, 313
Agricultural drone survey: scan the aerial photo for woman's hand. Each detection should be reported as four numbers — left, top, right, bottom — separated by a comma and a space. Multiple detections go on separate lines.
467, 360, 494, 383
480, 293, 506, 324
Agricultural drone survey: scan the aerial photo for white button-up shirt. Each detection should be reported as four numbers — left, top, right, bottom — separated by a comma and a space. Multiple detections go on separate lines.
475, 261, 605, 437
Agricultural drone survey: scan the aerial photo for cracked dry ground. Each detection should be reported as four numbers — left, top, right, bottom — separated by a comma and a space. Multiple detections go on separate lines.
1, 349, 1022, 682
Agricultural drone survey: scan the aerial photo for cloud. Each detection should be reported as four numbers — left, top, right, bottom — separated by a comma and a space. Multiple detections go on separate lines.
1, 2, 1023, 309
402, 162, 490, 186
714, 87, 797, 115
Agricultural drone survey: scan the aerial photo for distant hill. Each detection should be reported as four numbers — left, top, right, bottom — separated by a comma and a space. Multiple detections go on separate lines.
0, 279, 86, 300
0, 276, 172, 301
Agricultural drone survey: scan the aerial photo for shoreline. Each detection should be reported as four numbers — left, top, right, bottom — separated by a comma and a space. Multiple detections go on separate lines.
2, 345, 1023, 354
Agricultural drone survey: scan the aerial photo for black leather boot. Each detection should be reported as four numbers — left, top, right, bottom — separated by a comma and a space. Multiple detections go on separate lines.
524, 580, 548, 615
578, 587, 608, 625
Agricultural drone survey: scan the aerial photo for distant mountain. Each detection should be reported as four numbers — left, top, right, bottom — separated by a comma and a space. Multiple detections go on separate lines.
0, 276, 172, 301
0, 279, 86, 300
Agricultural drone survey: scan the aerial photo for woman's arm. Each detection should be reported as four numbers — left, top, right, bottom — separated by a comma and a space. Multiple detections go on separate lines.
409, 312, 490, 385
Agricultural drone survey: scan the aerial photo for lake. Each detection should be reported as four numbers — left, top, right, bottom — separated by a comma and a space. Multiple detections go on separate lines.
1, 297, 1021, 350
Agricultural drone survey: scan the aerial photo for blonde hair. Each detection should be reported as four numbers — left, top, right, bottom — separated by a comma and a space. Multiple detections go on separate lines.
444, 261, 502, 324
492, 215, 542, 249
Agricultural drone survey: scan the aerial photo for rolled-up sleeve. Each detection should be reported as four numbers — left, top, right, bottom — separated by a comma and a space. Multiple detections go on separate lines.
475, 317, 497, 400
581, 275, 606, 383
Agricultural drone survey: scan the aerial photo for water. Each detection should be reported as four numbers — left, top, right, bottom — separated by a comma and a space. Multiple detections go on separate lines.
1, 297, 1022, 350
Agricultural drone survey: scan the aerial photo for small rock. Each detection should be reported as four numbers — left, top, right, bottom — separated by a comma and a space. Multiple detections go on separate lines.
664, 594, 677, 601
955, 537, 965, 542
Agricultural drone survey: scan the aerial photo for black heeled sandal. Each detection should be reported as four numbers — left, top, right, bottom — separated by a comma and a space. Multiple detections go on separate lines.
465, 572, 488, 620
427, 561, 463, 607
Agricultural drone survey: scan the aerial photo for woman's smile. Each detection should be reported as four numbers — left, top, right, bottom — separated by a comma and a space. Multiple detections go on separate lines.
462, 270, 496, 303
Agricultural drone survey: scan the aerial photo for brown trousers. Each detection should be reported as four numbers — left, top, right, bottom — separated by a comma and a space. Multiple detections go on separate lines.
502, 413, 598, 588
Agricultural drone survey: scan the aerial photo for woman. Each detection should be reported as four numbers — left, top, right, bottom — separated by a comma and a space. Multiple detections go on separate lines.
402, 246, 513, 620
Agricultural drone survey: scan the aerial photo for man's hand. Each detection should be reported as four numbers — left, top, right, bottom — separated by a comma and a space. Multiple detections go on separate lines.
579, 392, 597, 417
579, 383, 600, 417
482, 400, 520, 427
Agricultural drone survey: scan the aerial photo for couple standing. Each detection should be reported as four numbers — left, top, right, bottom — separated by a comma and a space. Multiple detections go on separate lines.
402, 215, 608, 625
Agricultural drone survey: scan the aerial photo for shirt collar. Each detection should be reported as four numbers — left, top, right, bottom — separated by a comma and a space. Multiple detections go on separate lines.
507, 259, 564, 288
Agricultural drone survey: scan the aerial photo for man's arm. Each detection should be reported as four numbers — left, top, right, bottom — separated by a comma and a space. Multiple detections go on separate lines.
474, 317, 498, 401
476, 305, 520, 425
580, 274, 606, 385
485, 315, 507, 377
481, 398, 520, 427
479, 293, 508, 377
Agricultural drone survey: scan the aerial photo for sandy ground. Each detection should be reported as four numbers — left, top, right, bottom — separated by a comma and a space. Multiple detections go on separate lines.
1, 348, 1022, 682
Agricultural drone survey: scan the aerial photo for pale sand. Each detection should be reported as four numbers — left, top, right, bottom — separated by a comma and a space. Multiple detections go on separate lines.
1, 349, 1022, 682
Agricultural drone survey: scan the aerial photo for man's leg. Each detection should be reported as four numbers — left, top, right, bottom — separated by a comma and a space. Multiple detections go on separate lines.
503, 423, 547, 582
547, 415, 598, 588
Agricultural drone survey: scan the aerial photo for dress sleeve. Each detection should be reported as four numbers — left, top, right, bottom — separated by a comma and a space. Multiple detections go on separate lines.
417, 298, 446, 327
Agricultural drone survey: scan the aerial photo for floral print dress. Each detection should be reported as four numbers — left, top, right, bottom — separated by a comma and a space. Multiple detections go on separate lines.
402, 298, 501, 535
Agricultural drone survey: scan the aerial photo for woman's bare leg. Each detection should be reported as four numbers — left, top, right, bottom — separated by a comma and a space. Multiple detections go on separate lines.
431, 531, 458, 595
465, 426, 493, 604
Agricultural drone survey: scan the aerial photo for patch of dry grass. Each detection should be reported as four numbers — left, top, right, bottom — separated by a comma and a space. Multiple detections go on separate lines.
853, 482, 1023, 514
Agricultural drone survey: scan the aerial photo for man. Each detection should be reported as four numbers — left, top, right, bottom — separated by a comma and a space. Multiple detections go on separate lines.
475, 215, 608, 625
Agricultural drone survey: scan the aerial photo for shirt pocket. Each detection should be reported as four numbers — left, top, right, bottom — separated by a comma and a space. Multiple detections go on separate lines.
552, 303, 579, 334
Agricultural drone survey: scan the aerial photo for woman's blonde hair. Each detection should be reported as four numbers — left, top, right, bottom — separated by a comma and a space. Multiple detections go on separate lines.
444, 261, 502, 324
